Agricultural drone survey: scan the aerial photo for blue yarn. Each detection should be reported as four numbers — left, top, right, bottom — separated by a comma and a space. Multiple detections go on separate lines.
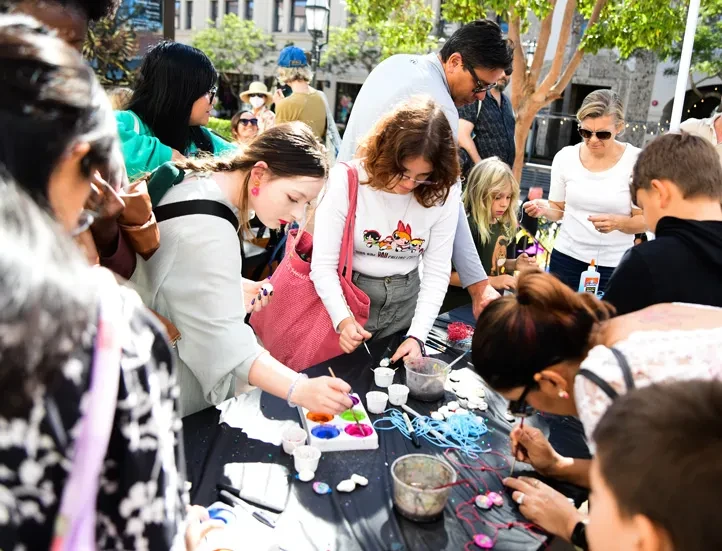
372, 409, 490, 458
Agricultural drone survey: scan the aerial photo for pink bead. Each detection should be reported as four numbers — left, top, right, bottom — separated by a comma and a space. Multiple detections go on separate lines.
251, 185, 260, 196
474, 494, 493, 510
487, 492, 503, 507
473, 534, 494, 549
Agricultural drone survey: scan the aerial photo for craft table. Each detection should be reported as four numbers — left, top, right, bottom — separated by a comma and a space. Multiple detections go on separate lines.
183, 305, 589, 551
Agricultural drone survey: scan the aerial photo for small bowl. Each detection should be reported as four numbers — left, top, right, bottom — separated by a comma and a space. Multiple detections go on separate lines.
388, 384, 410, 406
292, 445, 321, 473
374, 367, 395, 388
366, 391, 389, 414
404, 357, 450, 402
391, 454, 457, 522
282, 425, 308, 455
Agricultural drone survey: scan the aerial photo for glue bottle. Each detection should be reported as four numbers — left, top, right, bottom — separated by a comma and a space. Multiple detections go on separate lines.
204, 502, 240, 551
578, 260, 600, 295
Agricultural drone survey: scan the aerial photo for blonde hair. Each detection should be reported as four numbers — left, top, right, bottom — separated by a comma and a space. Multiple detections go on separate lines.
276, 66, 313, 84
576, 89, 626, 131
463, 157, 519, 245
106, 86, 132, 110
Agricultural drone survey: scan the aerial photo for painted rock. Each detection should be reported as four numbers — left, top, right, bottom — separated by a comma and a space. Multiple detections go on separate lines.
312, 482, 331, 495
297, 470, 315, 482
447, 401, 459, 411
351, 474, 369, 487
431, 411, 444, 421
448, 371, 462, 382
474, 494, 493, 510
504, 410, 516, 422
336, 479, 356, 493
487, 492, 503, 507
474, 534, 494, 549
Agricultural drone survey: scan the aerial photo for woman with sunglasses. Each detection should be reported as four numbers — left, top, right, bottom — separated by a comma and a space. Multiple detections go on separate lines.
231, 109, 260, 145
239, 81, 275, 133
311, 97, 461, 363
470, 270, 722, 546
523, 90, 645, 293
116, 41, 236, 180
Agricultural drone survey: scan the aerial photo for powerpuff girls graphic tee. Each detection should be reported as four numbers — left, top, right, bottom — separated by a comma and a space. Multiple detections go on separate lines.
311, 160, 459, 340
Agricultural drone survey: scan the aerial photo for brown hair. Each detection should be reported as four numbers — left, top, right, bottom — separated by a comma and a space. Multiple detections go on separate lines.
358, 96, 460, 208
630, 132, 722, 204
593, 379, 722, 551
172, 122, 327, 232
230, 109, 254, 142
471, 271, 615, 391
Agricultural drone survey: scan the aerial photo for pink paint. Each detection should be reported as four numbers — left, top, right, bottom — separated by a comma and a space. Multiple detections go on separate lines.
487, 492, 503, 507
344, 424, 373, 438
473, 534, 493, 549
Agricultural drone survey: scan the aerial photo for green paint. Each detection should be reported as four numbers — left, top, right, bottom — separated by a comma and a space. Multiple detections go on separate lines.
340, 409, 367, 422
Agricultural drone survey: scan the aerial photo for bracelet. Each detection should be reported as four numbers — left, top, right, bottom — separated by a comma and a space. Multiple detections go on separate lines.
403, 335, 426, 357
286, 373, 308, 408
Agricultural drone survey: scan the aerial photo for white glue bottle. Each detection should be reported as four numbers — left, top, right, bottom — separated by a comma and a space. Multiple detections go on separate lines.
204, 502, 240, 551
578, 259, 600, 295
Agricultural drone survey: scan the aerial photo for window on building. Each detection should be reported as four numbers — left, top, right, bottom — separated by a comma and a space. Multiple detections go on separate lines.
210, 0, 218, 24
244, 0, 254, 20
185, 0, 192, 29
273, 0, 284, 32
292, 0, 306, 33
226, 1, 238, 15
174, 0, 180, 29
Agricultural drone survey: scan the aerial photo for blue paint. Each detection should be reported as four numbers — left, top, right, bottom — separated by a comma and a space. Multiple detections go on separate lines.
311, 424, 341, 439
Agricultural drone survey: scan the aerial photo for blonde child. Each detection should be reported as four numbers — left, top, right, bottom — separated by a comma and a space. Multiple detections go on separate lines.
451, 157, 536, 292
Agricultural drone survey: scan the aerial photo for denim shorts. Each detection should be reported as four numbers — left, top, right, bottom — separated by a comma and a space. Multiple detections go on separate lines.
352, 269, 420, 340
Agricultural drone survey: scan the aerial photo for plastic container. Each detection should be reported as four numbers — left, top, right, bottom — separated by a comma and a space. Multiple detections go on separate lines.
391, 454, 457, 522
281, 425, 308, 455
205, 502, 240, 551
388, 384, 410, 406
578, 259, 600, 294
366, 391, 389, 414
374, 367, 395, 387
404, 357, 450, 401
292, 445, 321, 473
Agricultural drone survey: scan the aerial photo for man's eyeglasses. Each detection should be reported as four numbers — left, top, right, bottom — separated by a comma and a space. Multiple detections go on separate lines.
464, 63, 497, 95
508, 384, 536, 418
239, 118, 259, 127
206, 85, 218, 104
578, 127, 613, 141
398, 174, 436, 187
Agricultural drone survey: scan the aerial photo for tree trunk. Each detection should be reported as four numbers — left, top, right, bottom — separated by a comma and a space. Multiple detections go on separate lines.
512, 104, 543, 182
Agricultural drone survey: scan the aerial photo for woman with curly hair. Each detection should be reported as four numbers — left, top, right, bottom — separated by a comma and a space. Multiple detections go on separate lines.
311, 97, 461, 362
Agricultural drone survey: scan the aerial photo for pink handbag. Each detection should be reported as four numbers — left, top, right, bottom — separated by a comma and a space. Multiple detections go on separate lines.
250, 163, 370, 371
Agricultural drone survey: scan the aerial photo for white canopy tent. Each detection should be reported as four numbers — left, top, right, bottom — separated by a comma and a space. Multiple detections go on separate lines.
669, 0, 701, 131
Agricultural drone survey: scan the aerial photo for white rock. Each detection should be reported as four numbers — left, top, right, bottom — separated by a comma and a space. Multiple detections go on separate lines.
336, 479, 356, 493
477, 401, 489, 411
457, 398, 469, 408
442, 409, 453, 420
472, 386, 486, 398
351, 474, 368, 487
454, 408, 469, 415
447, 401, 459, 411
454, 389, 468, 399
379, 358, 390, 367
431, 411, 444, 421
504, 410, 516, 422
298, 470, 315, 482
438, 406, 450, 415
448, 371, 462, 382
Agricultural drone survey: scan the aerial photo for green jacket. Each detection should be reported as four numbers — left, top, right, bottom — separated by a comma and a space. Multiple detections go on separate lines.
116, 110, 236, 180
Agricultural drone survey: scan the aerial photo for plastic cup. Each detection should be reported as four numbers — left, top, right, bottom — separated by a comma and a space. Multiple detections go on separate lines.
404, 357, 450, 402
366, 391, 389, 414
391, 454, 457, 522
388, 384, 410, 406
374, 367, 395, 388
292, 445, 321, 473
282, 425, 308, 455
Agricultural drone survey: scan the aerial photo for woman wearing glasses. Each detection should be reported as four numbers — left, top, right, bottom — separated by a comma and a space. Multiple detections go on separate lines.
523, 89, 645, 293
115, 41, 236, 180
231, 109, 260, 146
311, 98, 461, 362
239, 81, 276, 134
470, 270, 722, 547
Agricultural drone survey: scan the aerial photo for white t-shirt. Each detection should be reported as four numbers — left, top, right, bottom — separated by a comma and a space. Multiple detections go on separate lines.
573, 304, 722, 453
310, 160, 459, 340
549, 143, 640, 267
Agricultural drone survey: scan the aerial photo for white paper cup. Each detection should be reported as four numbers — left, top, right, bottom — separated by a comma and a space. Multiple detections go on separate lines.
282, 426, 308, 455
388, 384, 410, 406
292, 445, 321, 473
374, 367, 395, 388
366, 391, 389, 414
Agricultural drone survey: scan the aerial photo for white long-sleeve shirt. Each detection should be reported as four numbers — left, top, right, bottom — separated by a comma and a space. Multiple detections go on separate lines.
131, 174, 265, 417
310, 160, 459, 340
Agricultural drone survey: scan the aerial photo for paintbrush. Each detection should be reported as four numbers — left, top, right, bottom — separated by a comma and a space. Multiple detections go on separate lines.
328, 367, 363, 430
346, 304, 373, 360
446, 349, 470, 370
509, 418, 525, 475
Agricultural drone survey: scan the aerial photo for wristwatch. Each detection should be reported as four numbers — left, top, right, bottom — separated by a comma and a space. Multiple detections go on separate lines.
570, 519, 589, 550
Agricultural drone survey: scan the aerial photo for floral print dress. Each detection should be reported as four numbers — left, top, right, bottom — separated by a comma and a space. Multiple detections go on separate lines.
0, 287, 188, 551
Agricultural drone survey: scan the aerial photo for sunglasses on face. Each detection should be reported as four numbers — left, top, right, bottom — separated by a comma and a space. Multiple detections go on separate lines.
206, 85, 218, 103
464, 63, 497, 95
578, 127, 613, 141
249, 93, 267, 99
239, 118, 259, 127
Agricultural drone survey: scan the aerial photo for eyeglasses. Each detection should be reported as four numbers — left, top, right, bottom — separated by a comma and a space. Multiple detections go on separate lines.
239, 118, 259, 127
249, 93, 267, 99
70, 183, 103, 237
508, 384, 536, 418
206, 85, 218, 103
578, 127, 613, 141
464, 63, 497, 95
398, 174, 436, 187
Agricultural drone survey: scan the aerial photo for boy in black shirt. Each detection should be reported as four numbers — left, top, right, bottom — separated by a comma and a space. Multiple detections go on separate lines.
604, 132, 722, 314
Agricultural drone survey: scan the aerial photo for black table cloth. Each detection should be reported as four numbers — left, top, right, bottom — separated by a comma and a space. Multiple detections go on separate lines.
183, 305, 589, 550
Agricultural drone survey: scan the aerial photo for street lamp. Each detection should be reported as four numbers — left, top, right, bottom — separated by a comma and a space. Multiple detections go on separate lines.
305, 0, 330, 84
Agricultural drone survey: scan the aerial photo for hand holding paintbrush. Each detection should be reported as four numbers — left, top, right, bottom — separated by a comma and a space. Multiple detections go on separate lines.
328, 367, 363, 430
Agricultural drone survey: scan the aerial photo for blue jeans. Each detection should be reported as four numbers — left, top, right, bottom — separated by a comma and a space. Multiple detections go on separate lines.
549, 250, 615, 294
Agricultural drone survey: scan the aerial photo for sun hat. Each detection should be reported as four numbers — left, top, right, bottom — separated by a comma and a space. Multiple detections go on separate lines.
240, 81, 272, 106
277, 46, 308, 68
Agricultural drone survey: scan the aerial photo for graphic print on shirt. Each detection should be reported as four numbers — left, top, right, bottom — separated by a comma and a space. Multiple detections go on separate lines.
362, 220, 425, 259
489, 235, 509, 276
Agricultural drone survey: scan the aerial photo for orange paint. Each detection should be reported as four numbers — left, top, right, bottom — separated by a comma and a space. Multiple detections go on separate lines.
307, 412, 334, 423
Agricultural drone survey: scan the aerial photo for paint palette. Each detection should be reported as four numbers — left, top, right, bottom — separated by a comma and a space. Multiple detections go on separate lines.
298, 393, 379, 452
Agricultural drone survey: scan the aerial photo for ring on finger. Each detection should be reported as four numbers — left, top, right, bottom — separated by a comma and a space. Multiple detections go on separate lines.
515, 493, 525, 505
